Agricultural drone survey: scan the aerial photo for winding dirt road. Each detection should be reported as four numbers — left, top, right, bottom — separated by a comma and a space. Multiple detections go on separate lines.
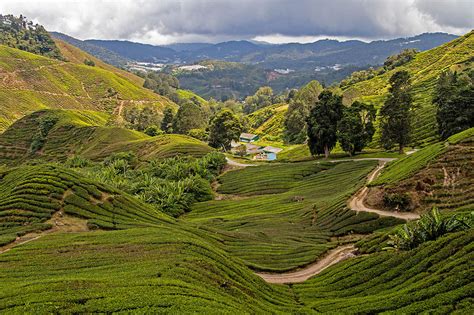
348, 161, 420, 220
256, 245, 356, 283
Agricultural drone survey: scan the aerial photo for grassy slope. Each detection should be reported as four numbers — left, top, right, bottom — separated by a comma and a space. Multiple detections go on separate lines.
372, 127, 474, 186
184, 160, 403, 271
343, 31, 474, 146
0, 43, 176, 132
0, 109, 213, 164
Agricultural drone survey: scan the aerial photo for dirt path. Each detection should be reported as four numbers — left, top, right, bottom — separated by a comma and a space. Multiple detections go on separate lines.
348, 161, 420, 220
256, 245, 356, 284
225, 157, 256, 167
0, 212, 89, 255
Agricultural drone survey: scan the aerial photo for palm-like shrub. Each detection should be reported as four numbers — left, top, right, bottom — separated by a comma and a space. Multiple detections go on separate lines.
388, 208, 472, 250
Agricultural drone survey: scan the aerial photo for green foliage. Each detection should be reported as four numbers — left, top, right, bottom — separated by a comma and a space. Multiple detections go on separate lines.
208, 109, 243, 150
160, 106, 174, 133
144, 125, 163, 136
83, 58, 95, 66
29, 114, 59, 153
123, 106, 161, 132
380, 70, 414, 153
388, 208, 472, 250
284, 100, 308, 144
434, 70, 474, 140
143, 72, 181, 103
0, 14, 62, 59
187, 128, 209, 142
243, 86, 275, 114
337, 101, 376, 155
173, 101, 206, 134
307, 90, 343, 157
75, 152, 226, 217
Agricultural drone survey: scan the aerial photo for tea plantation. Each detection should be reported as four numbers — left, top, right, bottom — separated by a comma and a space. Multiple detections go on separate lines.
185, 160, 404, 271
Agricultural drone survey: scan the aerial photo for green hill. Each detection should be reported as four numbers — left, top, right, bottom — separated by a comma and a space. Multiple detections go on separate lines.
0, 43, 176, 132
0, 109, 213, 165
342, 31, 474, 146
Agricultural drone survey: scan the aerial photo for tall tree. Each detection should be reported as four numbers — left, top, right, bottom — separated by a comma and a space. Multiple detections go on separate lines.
283, 80, 323, 144
306, 90, 343, 158
173, 101, 206, 134
243, 86, 274, 114
337, 101, 376, 156
284, 100, 309, 144
208, 109, 243, 150
380, 70, 413, 154
434, 70, 474, 140
160, 107, 174, 133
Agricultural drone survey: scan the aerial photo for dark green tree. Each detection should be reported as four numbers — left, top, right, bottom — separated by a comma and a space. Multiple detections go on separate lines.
208, 109, 243, 150
243, 86, 274, 114
284, 100, 309, 144
380, 70, 413, 154
160, 107, 174, 133
283, 80, 323, 144
337, 101, 376, 156
306, 90, 343, 158
173, 101, 206, 134
434, 70, 474, 140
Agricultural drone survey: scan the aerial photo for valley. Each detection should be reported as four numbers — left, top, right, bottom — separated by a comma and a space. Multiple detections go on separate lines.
0, 11, 472, 314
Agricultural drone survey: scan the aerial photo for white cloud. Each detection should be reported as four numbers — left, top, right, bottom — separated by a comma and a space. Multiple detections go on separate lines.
0, 0, 472, 44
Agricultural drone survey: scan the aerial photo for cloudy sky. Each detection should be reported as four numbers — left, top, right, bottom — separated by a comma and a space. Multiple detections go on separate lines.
0, 0, 472, 44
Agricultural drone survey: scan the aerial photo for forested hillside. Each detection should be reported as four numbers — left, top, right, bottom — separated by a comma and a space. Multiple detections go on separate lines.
342, 31, 474, 145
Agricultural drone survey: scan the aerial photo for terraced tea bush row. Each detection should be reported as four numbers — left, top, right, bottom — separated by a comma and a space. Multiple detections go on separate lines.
0, 164, 172, 244
186, 160, 403, 271
0, 226, 297, 313
295, 230, 473, 314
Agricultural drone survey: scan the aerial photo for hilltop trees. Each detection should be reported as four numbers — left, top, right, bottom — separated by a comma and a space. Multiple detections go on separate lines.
284, 80, 323, 144
284, 101, 309, 143
173, 101, 206, 134
208, 109, 243, 150
434, 70, 474, 140
380, 70, 413, 154
123, 106, 160, 132
243, 86, 275, 114
160, 107, 174, 133
306, 90, 343, 158
0, 14, 63, 59
337, 101, 376, 156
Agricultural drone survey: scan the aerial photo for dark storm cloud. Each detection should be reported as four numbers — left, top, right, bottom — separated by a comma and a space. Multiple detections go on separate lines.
0, 0, 472, 44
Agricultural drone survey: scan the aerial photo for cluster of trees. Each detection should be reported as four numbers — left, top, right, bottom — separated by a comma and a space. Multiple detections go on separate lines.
67, 152, 227, 217
306, 91, 376, 157
143, 72, 182, 104
0, 14, 63, 59
285, 71, 415, 158
243, 86, 284, 114
434, 69, 474, 140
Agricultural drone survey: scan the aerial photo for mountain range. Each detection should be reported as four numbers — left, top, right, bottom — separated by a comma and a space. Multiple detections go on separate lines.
52, 32, 457, 70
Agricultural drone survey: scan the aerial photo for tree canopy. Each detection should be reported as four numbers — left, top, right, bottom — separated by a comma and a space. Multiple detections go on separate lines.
208, 109, 243, 150
306, 90, 343, 158
173, 101, 206, 134
337, 101, 376, 156
380, 70, 413, 154
434, 70, 474, 140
